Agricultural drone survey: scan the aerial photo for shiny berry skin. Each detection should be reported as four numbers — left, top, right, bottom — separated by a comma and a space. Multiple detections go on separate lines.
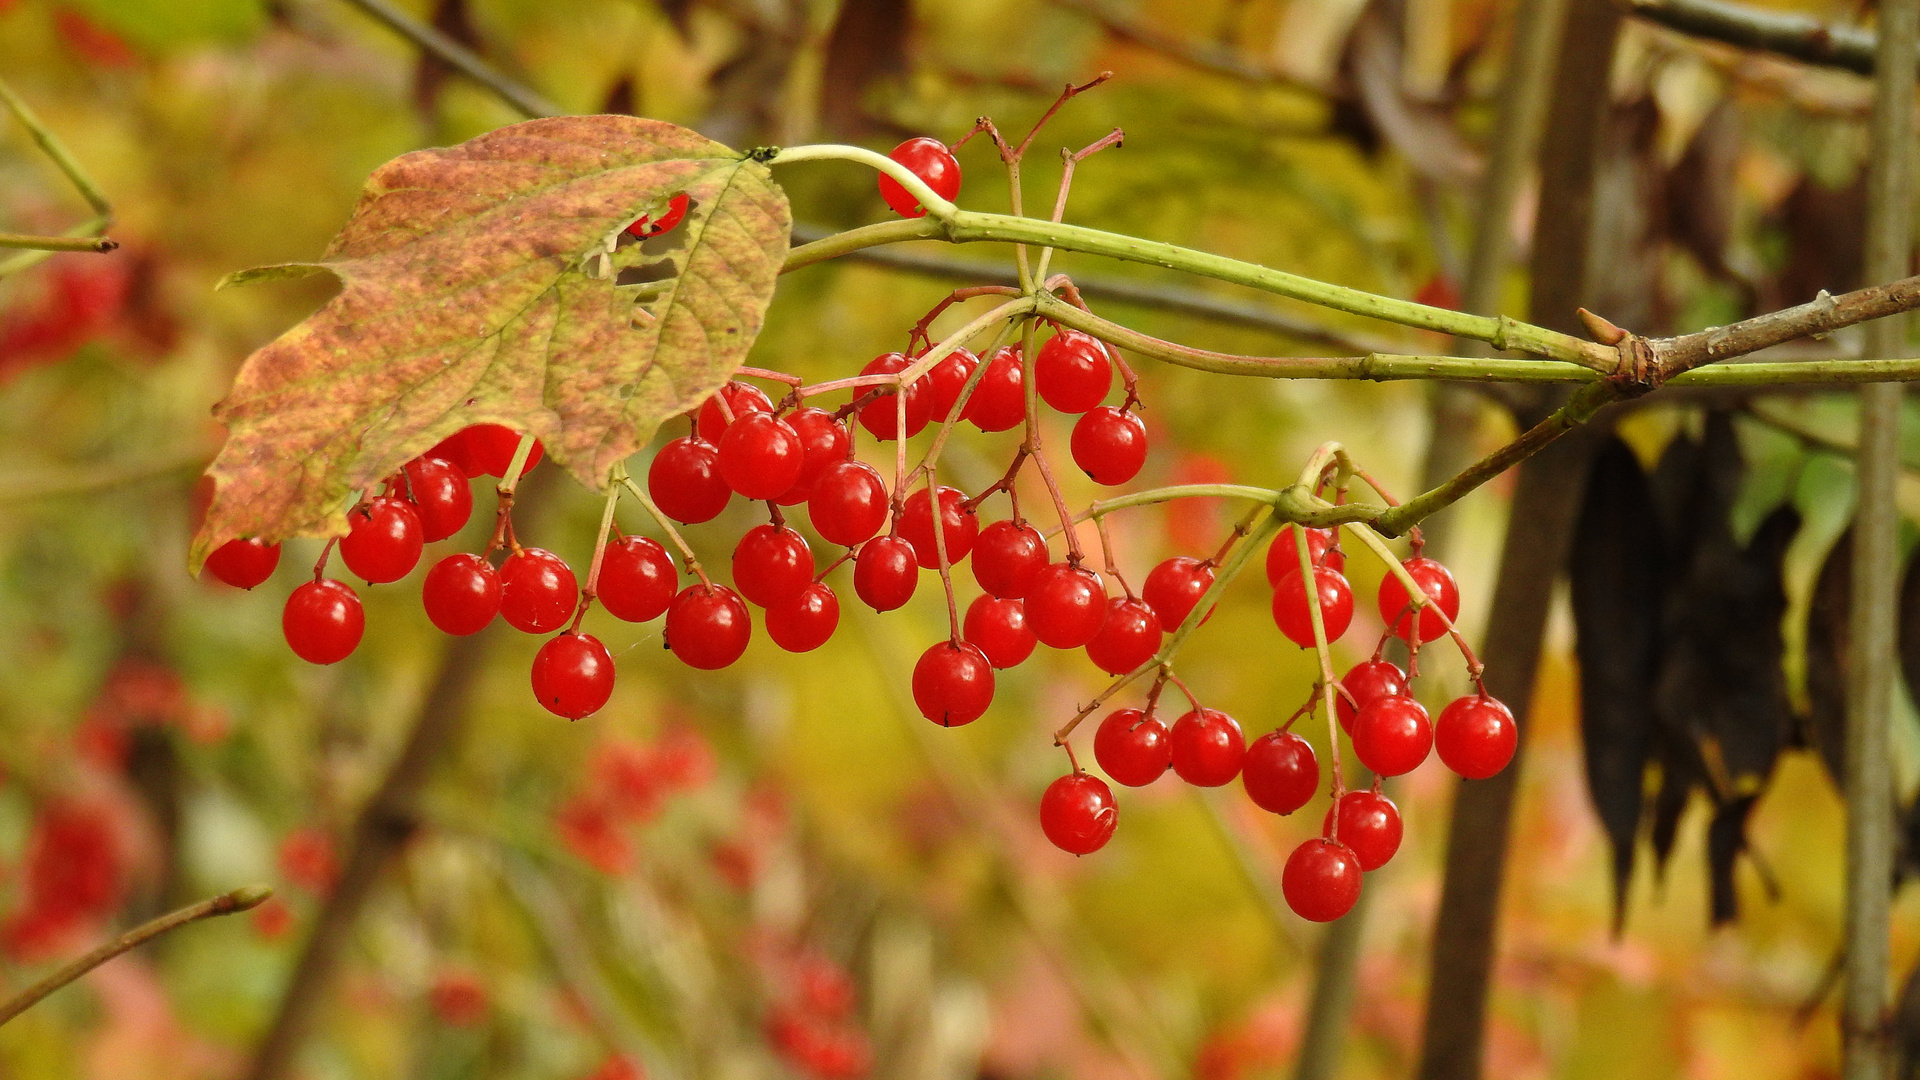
1265, 527, 1344, 586
1271, 567, 1354, 648
878, 136, 962, 218
778, 407, 852, 504
427, 430, 477, 476
1241, 730, 1318, 814
1435, 695, 1517, 779
718, 412, 805, 500
732, 525, 814, 607
1039, 773, 1118, 855
597, 536, 676, 622
926, 348, 980, 422
283, 579, 364, 664
963, 595, 1036, 669
531, 633, 615, 719
853, 536, 918, 612
1084, 597, 1162, 675
856, 352, 932, 440
1322, 790, 1402, 871
1282, 838, 1363, 922
964, 346, 1026, 432
1141, 556, 1214, 629
339, 496, 424, 584
697, 381, 773, 444
648, 437, 731, 523
498, 548, 578, 634
765, 582, 839, 653
1337, 660, 1408, 733
1070, 407, 1148, 486
1378, 557, 1462, 645
627, 190, 691, 238
808, 460, 889, 546
1034, 329, 1111, 413
1351, 696, 1433, 777
971, 519, 1048, 599
464, 424, 543, 477
403, 456, 472, 541
898, 485, 979, 568
664, 585, 751, 669
1093, 708, 1171, 787
205, 538, 279, 589
1024, 563, 1108, 648
911, 641, 994, 726
422, 553, 501, 635
1169, 707, 1245, 787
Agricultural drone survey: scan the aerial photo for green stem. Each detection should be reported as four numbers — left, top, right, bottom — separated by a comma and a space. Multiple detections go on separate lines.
0, 232, 116, 253
0, 77, 112, 217
763, 144, 957, 222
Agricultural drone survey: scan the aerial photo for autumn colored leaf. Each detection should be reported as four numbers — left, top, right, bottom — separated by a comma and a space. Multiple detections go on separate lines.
195, 115, 790, 565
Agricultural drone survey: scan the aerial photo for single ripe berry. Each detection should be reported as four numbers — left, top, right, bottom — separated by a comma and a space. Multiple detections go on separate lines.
1271, 566, 1354, 648
1241, 730, 1318, 814
1282, 838, 1363, 922
1034, 329, 1111, 413
732, 525, 814, 608
1169, 707, 1245, 787
205, 538, 279, 589
499, 547, 578, 634
1141, 556, 1214, 629
597, 536, 676, 622
853, 536, 918, 612
856, 353, 932, 441
779, 407, 852, 504
1378, 557, 1462, 645
422, 553, 501, 635
963, 595, 1036, 669
718, 412, 805, 500
339, 496, 424, 584
649, 437, 731, 523
1039, 773, 1118, 855
766, 582, 839, 652
1265, 526, 1345, 586
1323, 790, 1402, 871
403, 456, 473, 541
1351, 696, 1433, 777
531, 633, 615, 719
898, 485, 979, 568
911, 641, 994, 726
971, 520, 1047, 599
1070, 407, 1148, 486
1084, 597, 1162, 675
1337, 660, 1408, 733
1434, 694, 1517, 779
664, 584, 751, 669
964, 346, 1026, 432
878, 136, 962, 218
1093, 708, 1171, 787
283, 579, 364, 664
464, 424, 543, 477
427, 430, 476, 477
1024, 562, 1108, 648
808, 460, 889, 546
627, 190, 691, 238
697, 381, 774, 444
926, 347, 980, 422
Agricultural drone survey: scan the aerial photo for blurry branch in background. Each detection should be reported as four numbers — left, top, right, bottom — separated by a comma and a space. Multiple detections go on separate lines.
0, 232, 116, 253
0, 446, 209, 506
0, 77, 114, 278
1046, 0, 1301, 86
0, 885, 271, 1027
337, 0, 563, 118
1623, 0, 1876, 75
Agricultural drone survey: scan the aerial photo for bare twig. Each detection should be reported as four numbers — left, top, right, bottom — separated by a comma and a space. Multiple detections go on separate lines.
1624, 0, 1876, 76
0, 232, 117, 253
337, 0, 562, 119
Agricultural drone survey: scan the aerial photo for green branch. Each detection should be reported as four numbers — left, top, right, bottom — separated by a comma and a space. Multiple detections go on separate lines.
0, 232, 117, 253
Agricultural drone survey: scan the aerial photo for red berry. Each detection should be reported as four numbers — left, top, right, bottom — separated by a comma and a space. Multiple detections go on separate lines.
628, 190, 691, 238
336, 497, 421, 584
1084, 597, 1162, 675
1241, 730, 1318, 814
898, 485, 978, 568
732, 524, 814, 607
1093, 708, 1171, 787
403, 456, 472, 542
808, 460, 889, 546
1141, 556, 1214, 629
911, 641, 994, 726
718, 412, 805, 500
464, 424, 543, 477
1434, 694, 1517, 779
778, 406, 852, 504
856, 352, 932, 440
963, 595, 1036, 668
1271, 566, 1354, 648
1024, 562, 1108, 648
283, 579, 364, 664
878, 136, 962, 218
1336, 660, 1408, 733
1265, 526, 1344, 586
697, 381, 774, 444
205, 538, 279, 589
852, 536, 918, 612
1378, 557, 1461, 645
532, 632, 616, 719
422, 553, 500, 635
766, 581, 839, 652
925, 347, 979, 422
1282, 838, 1363, 922
971, 520, 1047, 599
499, 547, 578, 634
427, 430, 476, 477
964, 346, 1026, 432
664, 584, 751, 669
1169, 707, 1245, 786
1070, 407, 1148, 486
1039, 772, 1118, 855
1322, 790, 1402, 871
597, 536, 676, 622
648, 437, 731, 523
1034, 329, 1111, 413
1351, 696, 1432, 777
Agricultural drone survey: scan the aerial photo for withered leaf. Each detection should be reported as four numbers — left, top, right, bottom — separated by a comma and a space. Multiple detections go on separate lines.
1804, 530, 1852, 787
